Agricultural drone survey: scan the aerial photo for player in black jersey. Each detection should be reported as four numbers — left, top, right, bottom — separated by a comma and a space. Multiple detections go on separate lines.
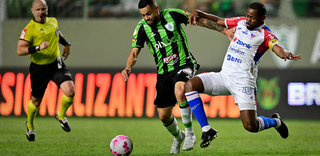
121, 0, 234, 154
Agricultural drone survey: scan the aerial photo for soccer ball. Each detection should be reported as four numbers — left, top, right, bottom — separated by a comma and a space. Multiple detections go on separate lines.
110, 135, 133, 156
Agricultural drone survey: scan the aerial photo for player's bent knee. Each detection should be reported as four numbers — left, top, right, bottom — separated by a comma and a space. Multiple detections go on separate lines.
184, 80, 194, 92
243, 123, 259, 132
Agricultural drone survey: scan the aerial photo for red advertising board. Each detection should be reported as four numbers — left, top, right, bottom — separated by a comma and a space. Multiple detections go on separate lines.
0, 68, 319, 119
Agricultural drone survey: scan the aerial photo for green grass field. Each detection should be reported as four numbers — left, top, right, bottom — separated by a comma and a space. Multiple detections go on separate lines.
1, 116, 319, 156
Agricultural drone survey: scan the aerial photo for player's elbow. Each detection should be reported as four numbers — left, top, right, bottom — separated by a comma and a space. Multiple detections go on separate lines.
17, 49, 24, 56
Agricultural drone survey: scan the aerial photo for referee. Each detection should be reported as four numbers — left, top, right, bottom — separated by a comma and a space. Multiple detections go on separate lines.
17, 0, 74, 141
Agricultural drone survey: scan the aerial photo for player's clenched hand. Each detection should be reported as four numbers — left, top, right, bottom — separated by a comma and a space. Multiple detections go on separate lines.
40, 41, 49, 50
224, 28, 236, 41
121, 68, 131, 81
189, 10, 198, 27
284, 53, 301, 61
62, 45, 70, 60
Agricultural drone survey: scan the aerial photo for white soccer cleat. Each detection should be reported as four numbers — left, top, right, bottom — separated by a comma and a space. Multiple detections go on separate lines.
170, 131, 185, 154
183, 132, 196, 151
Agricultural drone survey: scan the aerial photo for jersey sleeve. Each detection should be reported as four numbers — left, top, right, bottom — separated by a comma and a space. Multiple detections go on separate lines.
132, 22, 146, 48
167, 9, 190, 25
19, 27, 33, 43
264, 29, 279, 52
225, 17, 246, 29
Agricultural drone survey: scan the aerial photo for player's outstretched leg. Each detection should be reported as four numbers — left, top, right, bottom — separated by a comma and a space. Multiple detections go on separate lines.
272, 113, 289, 138
200, 127, 218, 148
26, 122, 35, 141
185, 91, 219, 148
55, 113, 71, 132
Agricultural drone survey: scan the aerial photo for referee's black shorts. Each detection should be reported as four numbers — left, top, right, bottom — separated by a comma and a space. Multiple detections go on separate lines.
29, 57, 73, 98
155, 65, 196, 108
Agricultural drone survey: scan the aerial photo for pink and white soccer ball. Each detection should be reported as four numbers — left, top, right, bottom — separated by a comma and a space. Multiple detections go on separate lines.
110, 135, 133, 156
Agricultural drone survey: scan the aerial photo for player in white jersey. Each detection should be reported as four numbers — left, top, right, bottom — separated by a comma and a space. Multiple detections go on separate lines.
184, 2, 301, 148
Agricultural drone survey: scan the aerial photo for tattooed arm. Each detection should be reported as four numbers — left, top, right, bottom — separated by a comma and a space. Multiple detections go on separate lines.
197, 17, 235, 41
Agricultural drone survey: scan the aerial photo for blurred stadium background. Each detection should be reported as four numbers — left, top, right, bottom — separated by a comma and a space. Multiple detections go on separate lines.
0, 0, 319, 119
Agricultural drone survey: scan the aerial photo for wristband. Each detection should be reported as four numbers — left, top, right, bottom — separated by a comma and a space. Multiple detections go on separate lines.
59, 37, 71, 46
28, 45, 40, 54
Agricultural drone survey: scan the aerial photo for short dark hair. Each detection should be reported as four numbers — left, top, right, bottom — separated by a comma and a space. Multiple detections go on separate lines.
138, 0, 156, 9
249, 2, 266, 17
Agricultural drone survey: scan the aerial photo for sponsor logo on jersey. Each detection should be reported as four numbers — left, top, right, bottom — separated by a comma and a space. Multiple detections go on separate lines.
132, 37, 136, 43
164, 21, 174, 32
155, 41, 167, 50
229, 17, 242, 21
241, 87, 253, 95
269, 24, 299, 69
20, 29, 27, 39
236, 39, 252, 49
227, 54, 242, 63
256, 77, 280, 110
229, 46, 245, 55
242, 29, 248, 35
163, 54, 177, 64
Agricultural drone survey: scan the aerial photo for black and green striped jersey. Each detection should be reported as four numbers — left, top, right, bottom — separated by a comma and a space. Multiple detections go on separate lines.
132, 8, 198, 75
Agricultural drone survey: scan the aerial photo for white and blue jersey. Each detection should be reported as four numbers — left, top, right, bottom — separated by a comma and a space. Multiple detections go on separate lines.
197, 17, 279, 110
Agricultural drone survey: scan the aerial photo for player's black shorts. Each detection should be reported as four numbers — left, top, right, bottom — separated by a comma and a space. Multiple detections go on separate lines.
29, 57, 73, 98
154, 65, 196, 108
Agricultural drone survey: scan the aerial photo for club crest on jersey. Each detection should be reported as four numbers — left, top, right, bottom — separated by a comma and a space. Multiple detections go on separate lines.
164, 21, 174, 32
269, 24, 299, 69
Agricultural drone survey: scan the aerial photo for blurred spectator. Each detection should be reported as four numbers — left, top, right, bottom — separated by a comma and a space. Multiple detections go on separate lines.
180, 0, 198, 12
307, 0, 320, 17
260, 0, 279, 17
88, 0, 139, 18
55, 0, 83, 17
88, 0, 121, 17
120, 0, 140, 17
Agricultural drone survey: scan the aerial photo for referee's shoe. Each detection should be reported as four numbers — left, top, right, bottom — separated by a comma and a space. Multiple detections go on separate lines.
55, 113, 71, 132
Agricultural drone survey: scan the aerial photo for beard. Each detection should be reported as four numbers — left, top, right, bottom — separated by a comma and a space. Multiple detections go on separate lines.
148, 16, 159, 27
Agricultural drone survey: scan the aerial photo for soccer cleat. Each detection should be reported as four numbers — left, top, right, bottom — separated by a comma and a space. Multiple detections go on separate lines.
26, 122, 35, 141
55, 114, 71, 132
170, 131, 185, 154
200, 128, 218, 148
182, 132, 196, 151
272, 113, 289, 139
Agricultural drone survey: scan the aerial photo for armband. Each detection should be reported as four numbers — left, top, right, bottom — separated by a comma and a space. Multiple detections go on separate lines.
268, 38, 279, 52
28, 45, 40, 54
59, 37, 71, 46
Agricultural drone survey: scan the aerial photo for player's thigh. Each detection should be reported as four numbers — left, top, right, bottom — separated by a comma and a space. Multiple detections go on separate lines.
29, 62, 52, 98
52, 61, 74, 96
154, 76, 176, 108
230, 86, 257, 111
197, 72, 230, 96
